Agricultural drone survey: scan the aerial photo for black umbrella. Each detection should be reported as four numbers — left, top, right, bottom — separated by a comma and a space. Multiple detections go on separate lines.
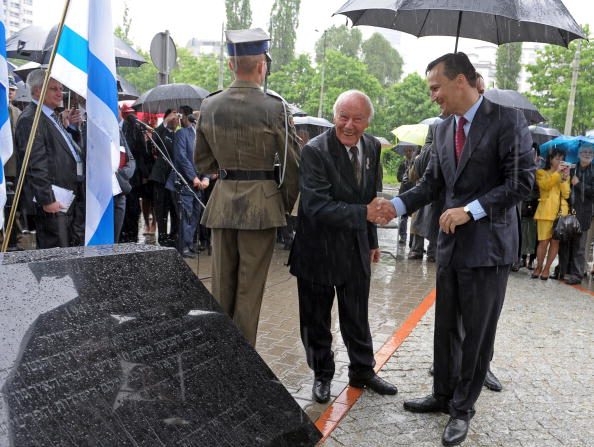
6, 25, 146, 67
334, 0, 585, 51
529, 125, 561, 146
116, 75, 140, 101
483, 88, 545, 124
392, 141, 419, 156
132, 83, 210, 113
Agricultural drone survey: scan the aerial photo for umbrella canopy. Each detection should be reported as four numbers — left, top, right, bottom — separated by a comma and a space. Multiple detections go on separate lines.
392, 141, 420, 156
334, 0, 585, 50
132, 83, 210, 113
293, 116, 333, 128
6, 25, 146, 67
420, 116, 443, 126
540, 136, 594, 164
391, 123, 429, 146
116, 75, 140, 101
529, 125, 562, 146
586, 130, 594, 138
289, 104, 307, 117
483, 88, 545, 124
374, 136, 393, 149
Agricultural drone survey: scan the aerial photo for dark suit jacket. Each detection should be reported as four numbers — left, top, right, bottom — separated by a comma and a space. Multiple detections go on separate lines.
149, 123, 174, 184
570, 163, 594, 231
166, 126, 206, 196
15, 103, 84, 212
289, 128, 382, 285
400, 98, 535, 268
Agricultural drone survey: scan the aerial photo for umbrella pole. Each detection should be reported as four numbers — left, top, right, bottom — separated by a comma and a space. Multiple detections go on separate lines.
454, 11, 462, 53
1, 0, 72, 253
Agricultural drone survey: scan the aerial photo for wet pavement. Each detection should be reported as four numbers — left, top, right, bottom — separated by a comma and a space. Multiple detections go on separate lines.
8, 215, 594, 446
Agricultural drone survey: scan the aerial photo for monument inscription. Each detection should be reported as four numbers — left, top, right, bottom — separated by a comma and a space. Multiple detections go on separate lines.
0, 245, 321, 446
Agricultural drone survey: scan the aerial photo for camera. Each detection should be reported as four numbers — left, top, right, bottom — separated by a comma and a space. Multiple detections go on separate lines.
560, 161, 576, 169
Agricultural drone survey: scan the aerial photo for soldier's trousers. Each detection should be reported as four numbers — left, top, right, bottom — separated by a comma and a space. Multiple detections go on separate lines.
211, 227, 276, 346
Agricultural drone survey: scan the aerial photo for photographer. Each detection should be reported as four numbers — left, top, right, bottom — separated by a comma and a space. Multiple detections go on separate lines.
559, 148, 594, 284
532, 148, 570, 280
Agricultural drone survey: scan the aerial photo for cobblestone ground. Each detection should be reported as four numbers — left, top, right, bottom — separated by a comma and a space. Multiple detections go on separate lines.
325, 273, 594, 447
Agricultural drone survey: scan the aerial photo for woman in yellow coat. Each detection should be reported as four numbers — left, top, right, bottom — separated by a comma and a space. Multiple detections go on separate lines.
533, 148, 571, 279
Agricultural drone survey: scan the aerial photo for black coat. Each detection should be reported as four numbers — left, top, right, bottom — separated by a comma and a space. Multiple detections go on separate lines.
15, 103, 85, 213
399, 98, 535, 268
570, 163, 594, 231
149, 123, 175, 184
289, 128, 382, 285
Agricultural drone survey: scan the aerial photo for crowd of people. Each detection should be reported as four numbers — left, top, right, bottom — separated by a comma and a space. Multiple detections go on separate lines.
2, 26, 588, 447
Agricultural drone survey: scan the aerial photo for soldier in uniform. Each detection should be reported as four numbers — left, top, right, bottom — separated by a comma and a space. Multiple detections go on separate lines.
194, 28, 300, 346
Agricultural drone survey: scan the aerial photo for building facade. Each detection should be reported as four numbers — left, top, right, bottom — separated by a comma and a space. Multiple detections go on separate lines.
2, 0, 33, 36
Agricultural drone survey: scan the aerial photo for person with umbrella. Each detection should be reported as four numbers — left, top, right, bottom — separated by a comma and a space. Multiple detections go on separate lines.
374, 52, 534, 446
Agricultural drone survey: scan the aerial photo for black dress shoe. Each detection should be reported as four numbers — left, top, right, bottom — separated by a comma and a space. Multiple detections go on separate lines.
182, 249, 196, 259
312, 379, 331, 403
565, 276, 581, 285
408, 251, 423, 260
403, 395, 448, 413
349, 374, 397, 395
442, 417, 469, 446
484, 368, 502, 392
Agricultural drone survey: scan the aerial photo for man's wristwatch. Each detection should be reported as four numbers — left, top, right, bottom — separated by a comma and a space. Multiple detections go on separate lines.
463, 205, 473, 221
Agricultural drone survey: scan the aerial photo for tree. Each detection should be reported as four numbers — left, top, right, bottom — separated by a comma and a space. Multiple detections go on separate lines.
114, 2, 132, 46
268, 54, 317, 113
268, 0, 300, 70
378, 73, 440, 135
526, 29, 594, 135
314, 25, 362, 63
361, 33, 403, 87
117, 48, 158, 94
495, 42, 522, 90
225, 0, 252, 29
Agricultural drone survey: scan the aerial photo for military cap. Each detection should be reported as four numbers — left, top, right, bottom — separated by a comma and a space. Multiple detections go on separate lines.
226, 28, 270, 56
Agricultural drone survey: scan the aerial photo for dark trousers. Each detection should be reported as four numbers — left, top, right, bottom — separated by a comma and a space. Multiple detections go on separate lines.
399, 215, 408, 240
120, 188, 141, 243
297, 268, 375, 381
180, 193, 201, 250
153, 182, 176, 243
433, 264, 509, 421
566, 231, 588, 278
410, 233, 425, 253
113, 194, 126, 244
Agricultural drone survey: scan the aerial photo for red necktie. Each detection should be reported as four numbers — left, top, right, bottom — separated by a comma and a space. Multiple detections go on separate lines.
455, 116, 467, 163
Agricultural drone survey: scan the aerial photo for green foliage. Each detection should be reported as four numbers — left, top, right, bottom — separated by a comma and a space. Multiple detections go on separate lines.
268, 54, 317, 113
495, 43, 522, 90
381, 147, 401, 186
526, 28, 594, 135
361, 33, 403, 87
377, 73, 440, 136
269, 0, 301, 70
315, 25, 362, 63
225, 0, 252, 29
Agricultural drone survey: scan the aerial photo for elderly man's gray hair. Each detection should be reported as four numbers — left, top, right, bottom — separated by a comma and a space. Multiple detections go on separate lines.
26, 69, 48, 96
332, 90, 375, 122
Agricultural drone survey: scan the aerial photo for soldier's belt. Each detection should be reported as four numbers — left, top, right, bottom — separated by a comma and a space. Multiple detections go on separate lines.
219, 169, 276, 181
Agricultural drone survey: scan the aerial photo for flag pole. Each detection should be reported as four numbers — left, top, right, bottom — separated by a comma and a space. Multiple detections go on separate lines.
1, 0, 72, 253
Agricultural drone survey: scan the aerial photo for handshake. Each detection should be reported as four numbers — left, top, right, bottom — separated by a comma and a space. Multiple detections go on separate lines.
366, 197, 397, 226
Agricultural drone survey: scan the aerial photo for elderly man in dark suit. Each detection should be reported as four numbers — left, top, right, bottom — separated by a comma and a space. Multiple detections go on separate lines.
15, 69, 85, 249
289, 90, 397, 404
374, 53, 534, 446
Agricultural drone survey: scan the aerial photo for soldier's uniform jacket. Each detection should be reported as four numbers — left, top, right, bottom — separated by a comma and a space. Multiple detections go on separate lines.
195, 79, 300, 229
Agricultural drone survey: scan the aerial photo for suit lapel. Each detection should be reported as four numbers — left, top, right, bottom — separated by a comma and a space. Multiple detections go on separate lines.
42, 110, 78, 162
454, 98, 492, 183
439, 116, 457, 186
329, 129, 360, 193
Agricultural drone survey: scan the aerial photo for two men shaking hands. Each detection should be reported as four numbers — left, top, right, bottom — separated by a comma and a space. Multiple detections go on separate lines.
367, 197, 471, 235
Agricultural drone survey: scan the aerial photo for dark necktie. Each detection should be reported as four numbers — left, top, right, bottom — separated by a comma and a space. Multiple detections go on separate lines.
350, 146, 361, 186
455, 116, 467, 163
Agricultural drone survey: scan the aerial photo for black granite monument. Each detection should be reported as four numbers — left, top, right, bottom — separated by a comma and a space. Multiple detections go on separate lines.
0, 245, 321, 446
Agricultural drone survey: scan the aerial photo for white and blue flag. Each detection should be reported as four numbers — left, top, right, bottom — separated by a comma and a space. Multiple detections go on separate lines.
0, 4, 14, 229
53, 0, 119, 245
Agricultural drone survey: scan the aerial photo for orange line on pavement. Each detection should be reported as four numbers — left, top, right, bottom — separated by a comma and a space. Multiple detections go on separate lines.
315, 289, 437, 443
567, 283, 594, 296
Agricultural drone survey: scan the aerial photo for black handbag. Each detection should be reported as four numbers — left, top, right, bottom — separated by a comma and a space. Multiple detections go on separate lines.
552, 211, 581, 241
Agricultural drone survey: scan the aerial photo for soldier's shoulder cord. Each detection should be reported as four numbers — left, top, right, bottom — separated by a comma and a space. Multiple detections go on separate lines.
205, 90, 222, 99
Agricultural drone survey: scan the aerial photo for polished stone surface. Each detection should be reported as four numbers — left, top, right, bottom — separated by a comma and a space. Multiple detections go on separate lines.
0, 245, 321, 446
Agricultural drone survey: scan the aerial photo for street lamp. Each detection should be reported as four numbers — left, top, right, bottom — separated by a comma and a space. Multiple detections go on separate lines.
316, 29, 327, 118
